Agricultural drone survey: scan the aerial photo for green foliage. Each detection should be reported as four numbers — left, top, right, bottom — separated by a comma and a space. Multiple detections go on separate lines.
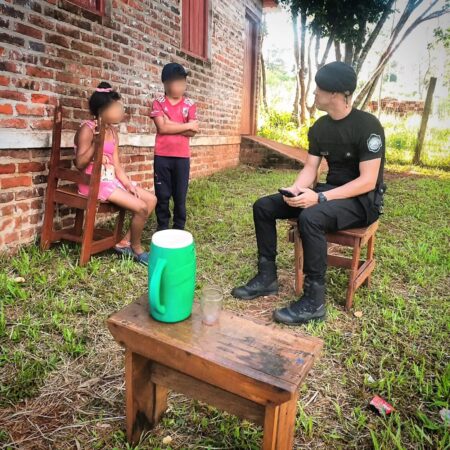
258, 108, 450, 168
258, 109, 312, 149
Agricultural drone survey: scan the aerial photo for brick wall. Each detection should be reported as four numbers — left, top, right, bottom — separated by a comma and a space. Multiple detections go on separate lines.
0, 0, 263, 251
0, 0, 262, 134
0, 143, 240, 251
367, 97, 425, 115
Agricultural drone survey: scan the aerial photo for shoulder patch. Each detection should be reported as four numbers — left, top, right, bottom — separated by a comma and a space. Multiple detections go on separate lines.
367, 133, 382, 153
156, 95, 165, 103
184, 97, 195, 106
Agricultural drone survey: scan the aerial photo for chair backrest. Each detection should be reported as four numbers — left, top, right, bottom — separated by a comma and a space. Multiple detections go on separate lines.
49, 103, 107, 199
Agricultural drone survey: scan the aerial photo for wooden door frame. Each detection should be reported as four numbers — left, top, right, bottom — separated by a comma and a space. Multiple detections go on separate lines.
241, 8, 260, 136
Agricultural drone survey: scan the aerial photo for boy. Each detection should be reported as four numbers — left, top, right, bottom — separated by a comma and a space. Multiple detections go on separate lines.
150, 63, 199, 231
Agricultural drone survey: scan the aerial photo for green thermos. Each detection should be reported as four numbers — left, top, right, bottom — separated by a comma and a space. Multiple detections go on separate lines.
148, 230, 196, 323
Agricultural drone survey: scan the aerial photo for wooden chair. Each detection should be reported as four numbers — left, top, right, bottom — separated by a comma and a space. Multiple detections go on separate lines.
287, 218, 379, 310
41, 103, 125, 266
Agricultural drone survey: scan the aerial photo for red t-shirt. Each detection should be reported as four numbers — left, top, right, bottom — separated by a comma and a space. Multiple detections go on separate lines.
150, 95, 197, 158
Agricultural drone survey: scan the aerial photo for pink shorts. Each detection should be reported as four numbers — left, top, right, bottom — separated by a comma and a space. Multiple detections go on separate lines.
78, 179, 137, 201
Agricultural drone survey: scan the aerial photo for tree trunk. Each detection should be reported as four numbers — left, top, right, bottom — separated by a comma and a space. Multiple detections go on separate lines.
334, 40, 342, 61
291, 12, 300, 124
344, 42, 353, 65
354, 0, 395, 75
320, 34, 334, 68
413, 77, 437, 165
355, 0, 444, 109
299, 12, 307, 124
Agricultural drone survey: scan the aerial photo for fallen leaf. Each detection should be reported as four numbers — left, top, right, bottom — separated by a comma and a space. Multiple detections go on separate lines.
354, 311, 363, 318
162, 436, 173, 445
440, 408, 450, 425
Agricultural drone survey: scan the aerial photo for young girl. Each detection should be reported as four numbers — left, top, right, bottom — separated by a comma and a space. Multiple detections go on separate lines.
74, 82, 156, 265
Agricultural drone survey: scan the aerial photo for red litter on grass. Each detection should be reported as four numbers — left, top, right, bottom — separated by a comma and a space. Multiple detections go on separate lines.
370, 395, 395, 415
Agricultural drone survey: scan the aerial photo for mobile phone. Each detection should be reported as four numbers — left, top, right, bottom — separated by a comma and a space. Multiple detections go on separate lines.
278, 188, 296, 198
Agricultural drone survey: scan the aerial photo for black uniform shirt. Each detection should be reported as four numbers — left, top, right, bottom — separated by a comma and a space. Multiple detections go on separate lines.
308, 108, 385, 188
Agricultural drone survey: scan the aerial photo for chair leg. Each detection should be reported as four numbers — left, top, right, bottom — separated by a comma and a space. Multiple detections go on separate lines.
74, 209, 84, 236
363, 234, 376, 288
40, 200, 55, 250
114, 209, 126, 244
79, 203, 97, 266
346, 238, 361, 311
293, 228, 304, 296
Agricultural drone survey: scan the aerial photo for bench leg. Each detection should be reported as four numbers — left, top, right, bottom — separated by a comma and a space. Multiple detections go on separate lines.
125, 350, 168, 444
263, 393, 298, 450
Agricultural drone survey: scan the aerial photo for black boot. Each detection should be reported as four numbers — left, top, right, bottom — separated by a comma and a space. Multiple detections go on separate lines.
231, 257, 278, 300
273, 278, 326, 325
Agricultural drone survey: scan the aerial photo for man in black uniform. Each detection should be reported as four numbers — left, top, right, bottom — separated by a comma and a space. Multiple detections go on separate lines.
232, 61, 385, 325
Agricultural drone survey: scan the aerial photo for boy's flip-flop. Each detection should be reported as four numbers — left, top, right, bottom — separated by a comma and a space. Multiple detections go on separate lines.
134, 251, 149, 266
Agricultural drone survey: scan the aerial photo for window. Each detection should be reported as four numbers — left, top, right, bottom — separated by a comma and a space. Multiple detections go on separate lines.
67, 0, 105, 16
182, 0, 209, 59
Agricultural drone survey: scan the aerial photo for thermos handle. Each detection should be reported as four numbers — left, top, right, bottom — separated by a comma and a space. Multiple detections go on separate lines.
150, 258, 166, 315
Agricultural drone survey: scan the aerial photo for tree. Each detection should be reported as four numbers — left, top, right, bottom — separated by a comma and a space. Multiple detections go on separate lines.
278, 0, 393, 123
354, 0, 449, 109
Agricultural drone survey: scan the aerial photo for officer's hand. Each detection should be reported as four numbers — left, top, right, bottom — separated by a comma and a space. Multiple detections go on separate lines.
285, 188, 319, 208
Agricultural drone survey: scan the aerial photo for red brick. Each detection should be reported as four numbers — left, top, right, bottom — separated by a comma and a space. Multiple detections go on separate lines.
56, 23, 80, 39
0, 118, 27, 128
15, 201, 30, 213
1, 175, 32, 189
31, 93, 49, 103
0, 75, 9, 86
45, 33, 70, 48
0, 163, 15, 174
30, 119, 53, 130
4, 231, 19, 244
15, 23, 43, 40
0, 90, 27, 102
21, 228, 36, 240
0, 103, 13, 115
0, 219, 14, 232
29, 14, 55, 30
26, 66, 54, 79
18, 162, 45, 172
0, 192, 14, 203
16, 104, 45, 116
1, 205, 14, 217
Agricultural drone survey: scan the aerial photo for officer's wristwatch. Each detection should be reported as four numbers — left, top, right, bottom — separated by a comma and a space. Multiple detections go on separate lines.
318, 192, 328, 203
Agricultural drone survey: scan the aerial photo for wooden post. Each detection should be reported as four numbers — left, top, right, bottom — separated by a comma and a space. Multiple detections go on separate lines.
413, 77, 437, 165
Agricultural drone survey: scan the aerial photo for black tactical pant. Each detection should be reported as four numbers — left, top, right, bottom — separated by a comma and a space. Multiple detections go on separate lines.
253, 184, 369, 281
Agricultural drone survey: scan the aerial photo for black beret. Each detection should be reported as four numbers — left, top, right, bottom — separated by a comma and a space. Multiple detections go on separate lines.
161, 63, 189, 83
315, 61, 357, 95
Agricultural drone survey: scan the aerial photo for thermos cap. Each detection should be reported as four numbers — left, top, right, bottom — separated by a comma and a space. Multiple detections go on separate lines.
152, 229, 194, 249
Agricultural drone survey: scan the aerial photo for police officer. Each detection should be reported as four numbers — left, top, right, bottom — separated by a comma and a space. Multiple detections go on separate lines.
231, 61, 386, 325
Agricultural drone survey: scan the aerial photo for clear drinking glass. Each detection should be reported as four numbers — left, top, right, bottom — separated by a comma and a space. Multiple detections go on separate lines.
200, 285, 223, 326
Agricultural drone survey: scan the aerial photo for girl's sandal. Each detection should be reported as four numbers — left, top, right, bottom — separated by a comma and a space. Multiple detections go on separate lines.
114, 239, 132, 256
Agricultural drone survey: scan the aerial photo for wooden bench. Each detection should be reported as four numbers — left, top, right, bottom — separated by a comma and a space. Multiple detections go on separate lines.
107, 294, 323, 449
288, 219, 379, 310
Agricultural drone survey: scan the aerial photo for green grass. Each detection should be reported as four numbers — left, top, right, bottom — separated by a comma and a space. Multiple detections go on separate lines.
0, 166, 449, 449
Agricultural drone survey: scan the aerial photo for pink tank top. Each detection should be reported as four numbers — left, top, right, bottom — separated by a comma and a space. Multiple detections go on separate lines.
75, 120, 117, 181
